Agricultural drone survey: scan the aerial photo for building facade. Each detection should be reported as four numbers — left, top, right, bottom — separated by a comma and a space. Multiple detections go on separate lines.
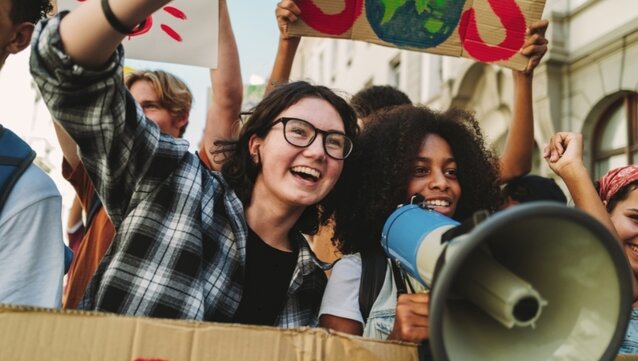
288, 0, 638, 181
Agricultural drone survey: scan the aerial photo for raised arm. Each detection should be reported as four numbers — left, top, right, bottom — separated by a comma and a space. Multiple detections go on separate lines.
498, 20, 549, 183
200, 0, 243, 170
544, 132, 618, 236
265, 0, 301, 95
544, 132, 638, 299
58, 0, 170, 68
32, 0, 190, 227
53, 121, 80, 169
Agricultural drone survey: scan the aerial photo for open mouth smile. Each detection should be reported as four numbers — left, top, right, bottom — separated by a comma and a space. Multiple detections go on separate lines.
290, 166, 321, 182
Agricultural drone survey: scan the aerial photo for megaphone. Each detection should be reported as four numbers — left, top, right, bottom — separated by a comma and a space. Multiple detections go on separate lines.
381, 202, 632, 361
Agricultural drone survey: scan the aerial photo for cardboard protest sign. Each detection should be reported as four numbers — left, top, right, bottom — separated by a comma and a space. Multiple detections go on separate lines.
0, 305, 420, 361
56, 0, 219, 68
287, 0, 547, 70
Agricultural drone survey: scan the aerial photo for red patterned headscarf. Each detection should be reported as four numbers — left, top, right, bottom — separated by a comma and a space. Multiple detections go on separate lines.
598, 165, 638, 205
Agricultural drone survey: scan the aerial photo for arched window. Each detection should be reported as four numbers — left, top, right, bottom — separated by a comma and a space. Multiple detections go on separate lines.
593, 93, 638, 178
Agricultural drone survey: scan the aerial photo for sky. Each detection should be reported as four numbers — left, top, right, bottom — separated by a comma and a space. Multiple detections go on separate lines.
227, 1, 281, 84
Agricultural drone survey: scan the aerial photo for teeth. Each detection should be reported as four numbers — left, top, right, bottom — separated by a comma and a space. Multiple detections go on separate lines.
629, 244, 638, 253
291, 166, 321, 180
426, 199, 450, 207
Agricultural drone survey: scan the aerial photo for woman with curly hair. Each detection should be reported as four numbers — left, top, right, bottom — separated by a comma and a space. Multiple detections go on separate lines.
318, 105, 502, 342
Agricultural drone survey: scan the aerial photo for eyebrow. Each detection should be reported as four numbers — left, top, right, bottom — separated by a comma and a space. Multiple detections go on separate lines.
283, 117, 346, 134
139, 100, 161, 106
414, 157, 457, 164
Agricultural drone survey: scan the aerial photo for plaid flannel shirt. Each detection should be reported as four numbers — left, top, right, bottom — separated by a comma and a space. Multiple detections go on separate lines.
30, 13, 327, 327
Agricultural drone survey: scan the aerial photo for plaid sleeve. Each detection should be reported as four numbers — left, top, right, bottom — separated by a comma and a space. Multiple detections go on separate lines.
30, 13, 189, 227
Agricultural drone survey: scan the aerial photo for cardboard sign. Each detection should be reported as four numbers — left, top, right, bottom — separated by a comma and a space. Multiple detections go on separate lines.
0, 305, 419, 361
287, 0, 547, 70
56, 0, 219, 68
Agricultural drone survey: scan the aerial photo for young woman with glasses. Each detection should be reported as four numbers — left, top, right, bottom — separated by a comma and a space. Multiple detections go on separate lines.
30, 0, 358, 327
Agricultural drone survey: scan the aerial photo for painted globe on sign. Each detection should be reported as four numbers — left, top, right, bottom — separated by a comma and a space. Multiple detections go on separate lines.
365, 0, 465, 49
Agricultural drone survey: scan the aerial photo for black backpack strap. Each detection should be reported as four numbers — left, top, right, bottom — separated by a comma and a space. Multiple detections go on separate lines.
358, 247, 388, 322
0, 125, 36, 214
85, 192, 103, 229
390, 259, 411, 295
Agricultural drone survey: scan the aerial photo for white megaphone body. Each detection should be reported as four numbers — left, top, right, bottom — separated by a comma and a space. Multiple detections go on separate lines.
381, 202, 632, 361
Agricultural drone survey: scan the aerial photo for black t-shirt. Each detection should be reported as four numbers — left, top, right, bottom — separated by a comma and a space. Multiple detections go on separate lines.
232, 227, 298, 325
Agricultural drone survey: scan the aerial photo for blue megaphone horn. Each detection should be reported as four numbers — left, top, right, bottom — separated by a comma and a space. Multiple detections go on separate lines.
381, 201, 632, 361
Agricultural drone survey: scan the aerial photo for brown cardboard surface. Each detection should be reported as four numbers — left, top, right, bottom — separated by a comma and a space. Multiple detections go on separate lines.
0, 304, 419, 361
288, 0, 547, 71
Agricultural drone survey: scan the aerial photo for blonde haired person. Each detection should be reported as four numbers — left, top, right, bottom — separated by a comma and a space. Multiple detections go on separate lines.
124, 70, 193, 138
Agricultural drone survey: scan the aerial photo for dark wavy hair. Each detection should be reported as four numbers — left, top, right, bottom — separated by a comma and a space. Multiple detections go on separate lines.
350, 85, 411, 119
214, 81, 358, 235
11, 0, 52, 24
333, 105, 501, 255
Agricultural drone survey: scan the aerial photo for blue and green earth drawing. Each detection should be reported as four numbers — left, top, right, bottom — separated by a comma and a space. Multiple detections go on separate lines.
365, 0, 465, 49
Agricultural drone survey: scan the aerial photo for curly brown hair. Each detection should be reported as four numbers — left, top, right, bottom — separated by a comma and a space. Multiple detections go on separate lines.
214, 81, 359, 235
332, 105, 501, 255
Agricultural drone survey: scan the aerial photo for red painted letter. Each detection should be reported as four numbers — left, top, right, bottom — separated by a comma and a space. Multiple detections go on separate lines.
459, 0, 526, 62
297, 0, 363, 36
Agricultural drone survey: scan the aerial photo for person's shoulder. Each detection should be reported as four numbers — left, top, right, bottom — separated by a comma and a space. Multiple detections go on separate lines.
1, 164, 60, 222
6, 164, 60, 210
341, 253, 362, 264
333, 253, 362, 273
12, 164, 60, 198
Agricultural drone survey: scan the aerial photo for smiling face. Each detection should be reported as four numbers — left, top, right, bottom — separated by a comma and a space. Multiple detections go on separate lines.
248, 97, 346, 211
609, 188, 638, 275
129, 79, 187, 138
406, 133, 462, 217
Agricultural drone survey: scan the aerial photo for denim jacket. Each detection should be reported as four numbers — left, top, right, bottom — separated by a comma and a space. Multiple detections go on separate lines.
363, 261, 397, 339
619, 308, 638, 354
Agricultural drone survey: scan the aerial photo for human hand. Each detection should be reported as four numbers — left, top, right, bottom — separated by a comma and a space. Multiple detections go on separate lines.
388, 293, 429, 343
520, 19, 549, 75
543, 132, 585, 178
276, 0, 301, 40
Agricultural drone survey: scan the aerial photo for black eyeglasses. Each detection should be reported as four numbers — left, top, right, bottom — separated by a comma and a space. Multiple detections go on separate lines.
265, 117, 353, 160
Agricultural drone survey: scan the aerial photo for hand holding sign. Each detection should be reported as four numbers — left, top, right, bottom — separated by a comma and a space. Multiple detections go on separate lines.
520, 19, 549, 74
57, 0, 219, 68
287, 0, 547, 70
276, 0, 301, 40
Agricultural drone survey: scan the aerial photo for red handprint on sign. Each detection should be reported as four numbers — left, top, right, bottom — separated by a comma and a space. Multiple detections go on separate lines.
130, 6, 187, 42
74, 1, 187, 42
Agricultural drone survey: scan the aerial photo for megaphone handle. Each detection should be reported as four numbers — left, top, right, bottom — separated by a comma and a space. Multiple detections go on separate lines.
419, 340, 434, 361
